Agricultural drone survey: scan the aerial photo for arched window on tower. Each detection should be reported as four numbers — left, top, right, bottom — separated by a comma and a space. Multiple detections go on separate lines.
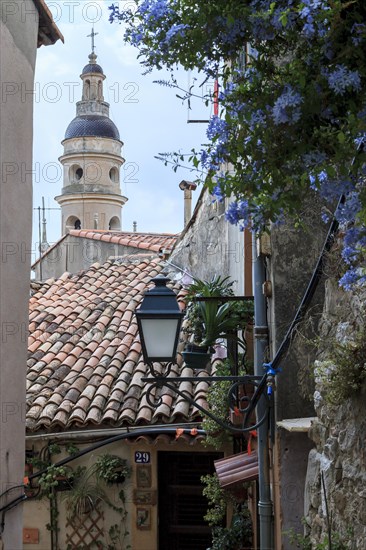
65, 216, 81, 233
98, 80, 103, 100
109, 216, 121, 231
84, 79, 91, 100
109, 167, 119, 184
75, 168, 83, 181
70, 165, 83, 183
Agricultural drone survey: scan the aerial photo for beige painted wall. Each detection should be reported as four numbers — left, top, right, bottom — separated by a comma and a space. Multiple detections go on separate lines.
24, 437, 223, 550
0, 2, 39, 547
32, 235, 154, 280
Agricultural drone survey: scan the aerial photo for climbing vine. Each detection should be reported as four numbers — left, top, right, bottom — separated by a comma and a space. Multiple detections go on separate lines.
110, 1, 366, 289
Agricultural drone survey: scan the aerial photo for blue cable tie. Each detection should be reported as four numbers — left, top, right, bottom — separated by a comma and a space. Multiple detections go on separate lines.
263, 362, 280, 395
263, 362, 281, 376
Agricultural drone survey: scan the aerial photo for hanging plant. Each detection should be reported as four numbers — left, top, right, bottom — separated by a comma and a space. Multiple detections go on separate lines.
62, 470, 107, 519
92, 454, 131, 485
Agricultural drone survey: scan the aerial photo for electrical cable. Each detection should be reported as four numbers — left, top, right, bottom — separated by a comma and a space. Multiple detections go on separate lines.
270, 193, 343, 371
0, 426, 205, 516
269, 141, 364, 371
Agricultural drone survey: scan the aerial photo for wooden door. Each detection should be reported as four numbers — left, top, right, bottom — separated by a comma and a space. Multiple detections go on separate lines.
158, 451, 222, 550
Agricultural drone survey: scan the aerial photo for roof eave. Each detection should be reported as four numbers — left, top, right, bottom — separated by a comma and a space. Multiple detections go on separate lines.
34, 0, 64, 47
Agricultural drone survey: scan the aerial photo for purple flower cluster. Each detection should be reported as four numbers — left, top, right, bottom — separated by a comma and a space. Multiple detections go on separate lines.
326, 65, 361, 96
225, 200, 251, 230
272, 86, 303, 125
339, 226, 366, 290
165, 23, 188, 43
351, 22, 366, 46
110, 0, 366, 290
299, 0, 329, 38
206, 116, 230, 142
212, 184, 225, 203
200, 116, 232, 169
335, 192, 361, 224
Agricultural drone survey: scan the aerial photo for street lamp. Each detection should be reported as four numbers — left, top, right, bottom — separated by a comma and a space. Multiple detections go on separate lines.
136, 276, 273, 435
136, 275, 275, 549
136, 275, 185, 363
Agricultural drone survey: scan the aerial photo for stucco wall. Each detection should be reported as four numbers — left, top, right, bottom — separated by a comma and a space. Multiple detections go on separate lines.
24, 436, 222, 550
33, 236, 156, 280
0, 1, 39, 547
171, 189, 246, 291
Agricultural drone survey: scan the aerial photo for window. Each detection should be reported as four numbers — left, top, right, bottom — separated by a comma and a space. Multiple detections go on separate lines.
75, 168, 83, 180
109, 216, 120, 231
84, 79, 90, 100
65, 216, 81, 233
109, 167, 119, 183
70, 165, 83, 183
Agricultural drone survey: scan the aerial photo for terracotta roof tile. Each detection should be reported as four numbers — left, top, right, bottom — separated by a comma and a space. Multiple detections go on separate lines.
68, 229, 178, 254
27, 257, 215, 432
215, 451, 259, 490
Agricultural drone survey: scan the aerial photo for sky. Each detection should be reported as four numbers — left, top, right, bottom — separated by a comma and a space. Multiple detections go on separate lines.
32, 0, 213, 261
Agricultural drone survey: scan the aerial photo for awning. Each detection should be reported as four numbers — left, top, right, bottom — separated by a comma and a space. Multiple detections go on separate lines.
214, 451, 258, 490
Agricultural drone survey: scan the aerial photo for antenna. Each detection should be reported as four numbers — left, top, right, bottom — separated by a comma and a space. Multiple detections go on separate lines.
41, 197, 49, 253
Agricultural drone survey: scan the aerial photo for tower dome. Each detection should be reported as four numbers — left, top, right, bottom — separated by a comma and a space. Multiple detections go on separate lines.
56, 48, 127, 235
65, 115, 120, 140
82, 52, 104, 74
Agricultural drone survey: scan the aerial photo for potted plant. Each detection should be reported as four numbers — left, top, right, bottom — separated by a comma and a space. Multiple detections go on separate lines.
38, 464, 76, 498
62, 469, 107, 518
182, 276, 253, 369
92, 454, 131, 485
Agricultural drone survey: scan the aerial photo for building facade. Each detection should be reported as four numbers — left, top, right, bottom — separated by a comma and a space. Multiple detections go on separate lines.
0, 1, 62, 547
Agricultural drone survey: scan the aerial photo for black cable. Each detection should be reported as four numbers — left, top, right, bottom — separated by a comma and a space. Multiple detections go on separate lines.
0, 426, 205, 515
0, 484, 25, 500
271, 142, 364, 370
271, 193, 343, 371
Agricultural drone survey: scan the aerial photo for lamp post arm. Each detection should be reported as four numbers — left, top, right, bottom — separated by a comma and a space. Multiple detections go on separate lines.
142, 371, 271, 434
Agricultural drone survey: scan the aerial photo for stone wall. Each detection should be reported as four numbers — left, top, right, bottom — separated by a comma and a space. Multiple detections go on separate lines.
305, 279, 366, 548
267, 197, 328, 549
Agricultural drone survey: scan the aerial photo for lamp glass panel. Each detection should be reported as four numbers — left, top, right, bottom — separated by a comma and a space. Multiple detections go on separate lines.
140, 318, 179, 359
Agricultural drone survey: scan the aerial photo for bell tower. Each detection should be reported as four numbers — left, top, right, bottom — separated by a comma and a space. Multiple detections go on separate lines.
56, 41, 127, 233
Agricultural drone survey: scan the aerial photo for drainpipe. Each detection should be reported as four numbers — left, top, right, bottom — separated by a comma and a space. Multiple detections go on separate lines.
179, 180, 197, 227
252, 233, 273, 550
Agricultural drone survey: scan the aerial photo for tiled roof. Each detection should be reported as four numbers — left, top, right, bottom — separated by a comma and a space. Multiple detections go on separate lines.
65, 115, 120, 141
27, 257, 210, 433
32, 231, 179, 269
68, 230, 178, 253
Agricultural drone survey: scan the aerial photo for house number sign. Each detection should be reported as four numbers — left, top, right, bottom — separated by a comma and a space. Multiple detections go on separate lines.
135, 451, 151, 464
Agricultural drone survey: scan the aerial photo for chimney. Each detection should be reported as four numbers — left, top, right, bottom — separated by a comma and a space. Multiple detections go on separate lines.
179, 180, 197, 227
133, 221, 137, 233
